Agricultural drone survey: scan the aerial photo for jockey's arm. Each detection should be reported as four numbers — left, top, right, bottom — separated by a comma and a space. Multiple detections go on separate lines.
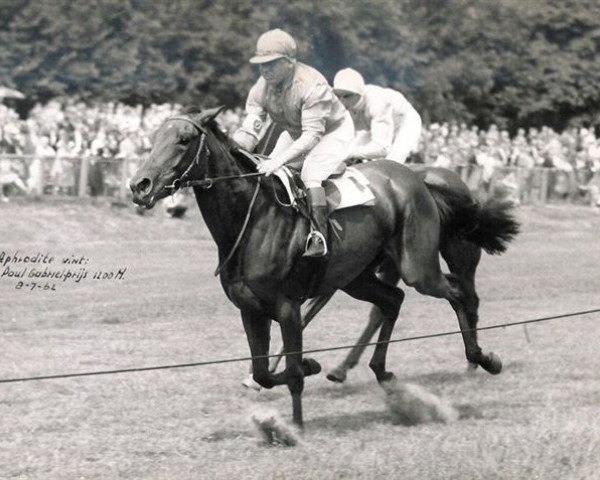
232, 83, 269, 152
232, 113, 264, 152
257, 130, 322, 176
277, 131, 324, 166
270, 84, 330, 165
347, 107, 394, 160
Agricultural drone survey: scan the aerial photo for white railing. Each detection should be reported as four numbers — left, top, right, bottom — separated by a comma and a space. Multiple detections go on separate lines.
0, 154, 142, 200
0, 154, 595, 205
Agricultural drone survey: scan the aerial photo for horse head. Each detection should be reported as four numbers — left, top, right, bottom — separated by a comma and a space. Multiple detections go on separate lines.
130, 106, 225, 208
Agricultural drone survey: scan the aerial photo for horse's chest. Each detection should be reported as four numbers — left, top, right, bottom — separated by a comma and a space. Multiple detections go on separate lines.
218, 214, 308, 306
222, 280, 263, 312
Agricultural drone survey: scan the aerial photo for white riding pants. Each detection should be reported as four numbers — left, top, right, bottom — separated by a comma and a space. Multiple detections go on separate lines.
271, 113, 354, 188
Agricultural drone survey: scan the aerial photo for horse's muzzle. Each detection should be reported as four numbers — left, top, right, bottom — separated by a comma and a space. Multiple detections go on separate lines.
129, 177, 156, 207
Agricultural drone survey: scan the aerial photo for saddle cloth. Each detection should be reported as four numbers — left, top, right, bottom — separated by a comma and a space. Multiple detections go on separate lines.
274, 166, 375, 212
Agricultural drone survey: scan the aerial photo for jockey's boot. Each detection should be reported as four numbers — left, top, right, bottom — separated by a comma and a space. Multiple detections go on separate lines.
303, 186, 329, 258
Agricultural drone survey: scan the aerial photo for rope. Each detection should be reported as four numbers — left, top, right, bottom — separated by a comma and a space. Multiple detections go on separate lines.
1, 308, 598, 385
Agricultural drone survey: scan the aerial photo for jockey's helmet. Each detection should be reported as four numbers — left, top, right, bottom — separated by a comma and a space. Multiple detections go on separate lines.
250, 29, 297, 64
333, 68, 366, 97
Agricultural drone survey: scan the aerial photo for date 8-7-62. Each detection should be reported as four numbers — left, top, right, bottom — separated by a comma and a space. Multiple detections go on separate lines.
15, 282, 57, 291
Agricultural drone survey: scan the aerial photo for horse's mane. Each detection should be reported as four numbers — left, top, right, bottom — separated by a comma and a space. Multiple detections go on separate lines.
206, 121, 260, 173
182, 107, 258, 173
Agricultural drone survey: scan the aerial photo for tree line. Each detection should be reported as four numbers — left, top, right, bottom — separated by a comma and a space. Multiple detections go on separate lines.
1, 0, 599, 132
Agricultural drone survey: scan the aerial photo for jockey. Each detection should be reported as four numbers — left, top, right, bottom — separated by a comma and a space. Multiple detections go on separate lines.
233, 29, 354, 258
332, 68, 422, 164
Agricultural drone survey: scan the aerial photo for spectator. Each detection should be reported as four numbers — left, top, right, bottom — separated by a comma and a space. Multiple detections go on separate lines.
22, 124, 45, 197
0, 125, 29, 201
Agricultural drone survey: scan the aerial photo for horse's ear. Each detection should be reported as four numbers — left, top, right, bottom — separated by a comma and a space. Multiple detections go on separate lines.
200, 106, 226, 125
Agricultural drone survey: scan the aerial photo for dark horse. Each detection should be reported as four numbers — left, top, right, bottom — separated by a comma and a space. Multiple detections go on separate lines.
130, 108, 519, 428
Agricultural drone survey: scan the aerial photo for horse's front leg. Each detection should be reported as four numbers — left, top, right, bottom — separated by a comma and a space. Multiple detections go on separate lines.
241, 310, 280, 389
326, 310, 382, 383
242, 294, 330, 390
328, 258, 401, 383
268, 292, 334, 373
262, 293, 333, 373
342, 269, 404, 384
271, 297, 321, 428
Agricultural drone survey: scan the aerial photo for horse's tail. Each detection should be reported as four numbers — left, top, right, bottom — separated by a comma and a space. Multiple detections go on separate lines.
425, 182, 520, 255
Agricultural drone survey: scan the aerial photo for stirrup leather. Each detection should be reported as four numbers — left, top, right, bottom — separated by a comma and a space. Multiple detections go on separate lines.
304, 230, 328, 257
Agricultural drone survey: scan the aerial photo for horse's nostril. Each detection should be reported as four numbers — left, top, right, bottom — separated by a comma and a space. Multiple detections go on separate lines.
132, 177, 152, 194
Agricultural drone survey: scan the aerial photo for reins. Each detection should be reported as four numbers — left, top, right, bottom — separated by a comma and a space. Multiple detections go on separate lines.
177, 171, 264, 190
214, 176, 262, 277
162, 115, 266, 277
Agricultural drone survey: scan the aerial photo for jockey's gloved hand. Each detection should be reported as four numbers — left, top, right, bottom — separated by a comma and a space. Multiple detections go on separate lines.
258, 158, 285, 176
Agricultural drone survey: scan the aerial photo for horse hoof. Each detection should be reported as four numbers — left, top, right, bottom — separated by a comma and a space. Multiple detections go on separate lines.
302, 358, 322, 376
466, 362, 479, 373
377, 372, 396, 384
480, 352, 502, 375
326, 366, 347, 383
242, 374, 262, 391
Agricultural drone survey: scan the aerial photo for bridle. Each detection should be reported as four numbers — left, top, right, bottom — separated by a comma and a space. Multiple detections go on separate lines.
161, 115, 263, 277
164, 115, 263, 192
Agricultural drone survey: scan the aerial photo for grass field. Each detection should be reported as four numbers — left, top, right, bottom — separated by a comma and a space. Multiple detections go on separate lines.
1, 198, 599, 480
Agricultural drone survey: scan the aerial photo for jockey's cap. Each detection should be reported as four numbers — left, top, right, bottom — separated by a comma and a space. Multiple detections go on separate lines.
249, 29, 297, 64
333, 68, 365, 96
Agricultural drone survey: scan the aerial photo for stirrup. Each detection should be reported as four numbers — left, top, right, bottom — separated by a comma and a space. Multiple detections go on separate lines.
303, 230, 328, 258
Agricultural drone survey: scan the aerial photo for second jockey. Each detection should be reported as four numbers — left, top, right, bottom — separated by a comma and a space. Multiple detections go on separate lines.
333, 67, 422, 164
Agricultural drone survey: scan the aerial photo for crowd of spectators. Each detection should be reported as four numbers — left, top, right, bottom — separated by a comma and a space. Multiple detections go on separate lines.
419, 121, 600, 205
0, 99, 180, 200
1, 98, 599, 206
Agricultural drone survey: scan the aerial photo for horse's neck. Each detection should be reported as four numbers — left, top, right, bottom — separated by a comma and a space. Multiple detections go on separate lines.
195, 140, 263, 254
194, 137, 305, 285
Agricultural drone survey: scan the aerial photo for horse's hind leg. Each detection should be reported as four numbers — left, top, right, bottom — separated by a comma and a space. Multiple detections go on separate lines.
442, 238, 502, 374
397, 202, 501, 374
342, 268, 405, 383
441, 238, 481, 371
327, 258, 401, 383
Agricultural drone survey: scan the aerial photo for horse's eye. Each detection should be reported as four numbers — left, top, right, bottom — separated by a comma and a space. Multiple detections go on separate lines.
179, 136, 192, 145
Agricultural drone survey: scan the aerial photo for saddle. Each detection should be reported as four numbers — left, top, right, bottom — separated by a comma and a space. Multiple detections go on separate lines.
236, 150, 375, 216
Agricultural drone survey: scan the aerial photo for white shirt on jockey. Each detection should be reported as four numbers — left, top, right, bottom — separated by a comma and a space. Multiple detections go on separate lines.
347, 84, 422, 164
